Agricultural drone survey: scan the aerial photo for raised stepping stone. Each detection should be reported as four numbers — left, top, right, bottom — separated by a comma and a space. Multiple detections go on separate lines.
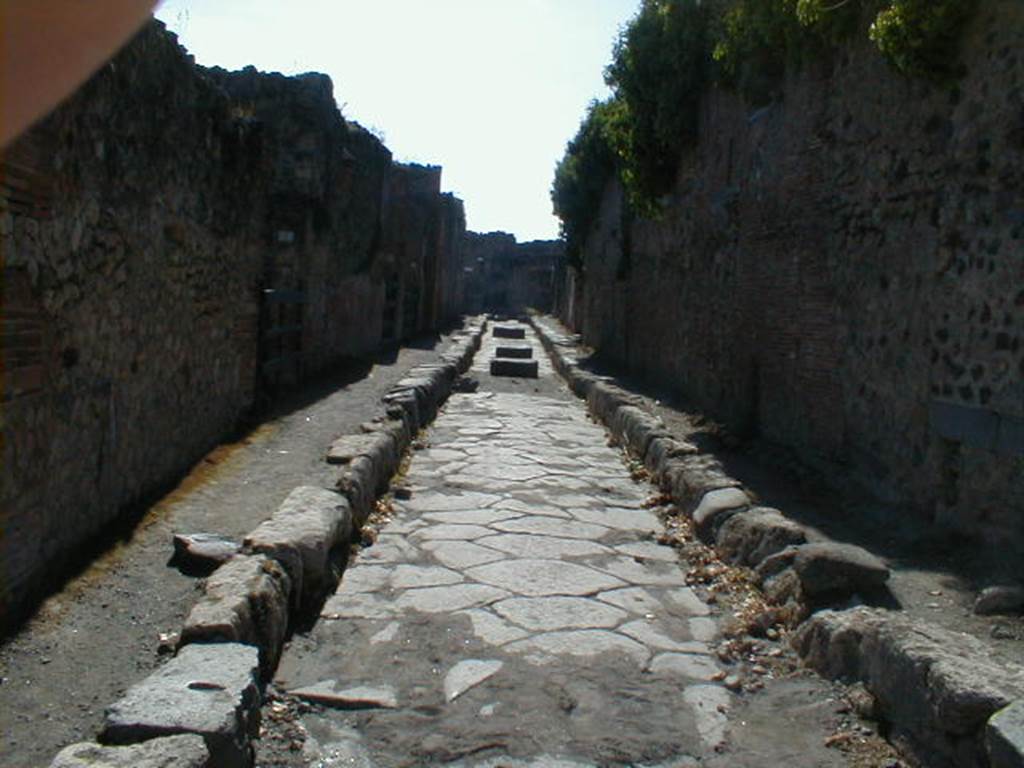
493, 325, 526, 339
490, 358, 539, 378
495, 345, 533, 359
50, 735, 210, 768
101, 643, 260, 768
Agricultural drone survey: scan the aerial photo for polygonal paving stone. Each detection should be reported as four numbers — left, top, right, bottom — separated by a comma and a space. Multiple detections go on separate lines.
418, 448, 468, 462
491, 517, 609, 541
370, 622, 401, 644
618, 620, 709, 654
472, 464, 550, 482
500, 491, 595, 510
339, 566, 391, 593
423, 509, 522, 526
531, 476, 599, 493
567, 507, 661, 530
663, 587, 711, 617
493, 596, 628, 632
505, 630, 649, 666
407, 491, 501, 512
490, 499, 571, 519
355, 535, 421, 564
688, 617, 718, 642
456, 609, 530, 645
595, 558, 687, 587
322, 592, 398, 620
683, 684, 731, 749
615, 541, 679, 563
649, 653, 721, 681
595, 587, 665, 616
389, 565, 464, 589
444, 659, 504, 702
422, 540, 508, 570
477, 534, 612, 560
412, 524, 495, 542
396, 584, 509, 613
465, 559, 625, 597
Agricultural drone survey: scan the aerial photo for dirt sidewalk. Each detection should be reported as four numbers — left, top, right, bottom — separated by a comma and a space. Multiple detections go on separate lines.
0, 332, 464, 768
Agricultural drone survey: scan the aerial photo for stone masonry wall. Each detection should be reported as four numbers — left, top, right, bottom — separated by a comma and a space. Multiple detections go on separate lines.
463, 232, 562, 315
568, 2, 1024, 555
0, 22, 467, 622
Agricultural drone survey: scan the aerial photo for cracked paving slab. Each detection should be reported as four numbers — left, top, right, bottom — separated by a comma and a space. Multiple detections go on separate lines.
265, 324, 735, 767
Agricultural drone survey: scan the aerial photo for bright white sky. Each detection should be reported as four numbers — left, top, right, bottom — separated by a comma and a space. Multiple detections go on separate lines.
154, 1, 640, 241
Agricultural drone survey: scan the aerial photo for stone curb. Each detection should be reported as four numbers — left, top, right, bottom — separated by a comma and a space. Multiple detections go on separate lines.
528, 313, 1023, 768
526, 313, 885, 602
48, 317, 488, 768
794, 607, 1024, 768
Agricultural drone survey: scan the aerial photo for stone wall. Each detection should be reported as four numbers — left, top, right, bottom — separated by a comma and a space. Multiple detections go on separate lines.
566, 2, 1024, 555
464, 232, 561, 315
0, 21, 468, 622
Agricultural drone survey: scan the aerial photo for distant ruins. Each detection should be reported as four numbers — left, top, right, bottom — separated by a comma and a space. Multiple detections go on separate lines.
0, 21, 560, 622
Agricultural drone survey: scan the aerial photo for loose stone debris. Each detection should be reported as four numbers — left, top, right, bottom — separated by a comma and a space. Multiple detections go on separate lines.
171, 533, 241, 572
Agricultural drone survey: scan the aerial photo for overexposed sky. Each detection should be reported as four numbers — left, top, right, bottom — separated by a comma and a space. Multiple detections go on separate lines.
154, 0, 640, 241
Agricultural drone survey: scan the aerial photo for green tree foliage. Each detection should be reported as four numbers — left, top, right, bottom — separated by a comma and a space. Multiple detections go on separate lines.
551, 99, 619, 267
869, 0, 978, 80
552, 0, 977, 264
603, 0, 710, 208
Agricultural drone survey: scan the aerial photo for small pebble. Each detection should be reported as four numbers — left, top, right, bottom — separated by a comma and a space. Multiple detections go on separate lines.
723, 675, 743, 692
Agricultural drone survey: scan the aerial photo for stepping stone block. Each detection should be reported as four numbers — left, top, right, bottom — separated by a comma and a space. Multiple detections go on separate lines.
495, 345, 533, 359
493, 325, 526, 339
490, 358, 538, 378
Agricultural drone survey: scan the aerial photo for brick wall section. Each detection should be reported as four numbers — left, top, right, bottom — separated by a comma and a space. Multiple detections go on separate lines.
568, 2, 1024, 553
0, 22, 469, 622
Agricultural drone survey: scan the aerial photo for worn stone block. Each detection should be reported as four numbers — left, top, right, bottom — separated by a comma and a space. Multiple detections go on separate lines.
692, 487, 751, 540
180, 554, 291, 677
50, 735, 210, 768
381, 391, 421, 432
243, 486, 352, 610
611, 406, 669, 460
102, 643, 260, 768
988, 700, 1024, 768
490, 358, 538, 378
586, 383, 643, 424
493, 325, 526, 339
715, 507, 806, 567
792, 542, 889, 597
495, 345, 533, 359
644, 438, 699, 483
975, 585, 1024, 616
171, 533, 240, 572
336, 455, 379, 527
664, 454, 742, 508
326, 433, 392, 466
794, 608, 1024, 767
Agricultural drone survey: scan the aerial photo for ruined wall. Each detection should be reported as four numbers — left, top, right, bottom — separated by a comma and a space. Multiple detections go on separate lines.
437, 193, 467, 325
570, 2, 1024, 553
0, 22, 465, 622
205, 67, 392, 374
0, 24, 265, 620
378, 164, 443, 341
464, 232, 561, 315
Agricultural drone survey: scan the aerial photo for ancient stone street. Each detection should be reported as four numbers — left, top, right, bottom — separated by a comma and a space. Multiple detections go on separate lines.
260, 324, 842, 768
